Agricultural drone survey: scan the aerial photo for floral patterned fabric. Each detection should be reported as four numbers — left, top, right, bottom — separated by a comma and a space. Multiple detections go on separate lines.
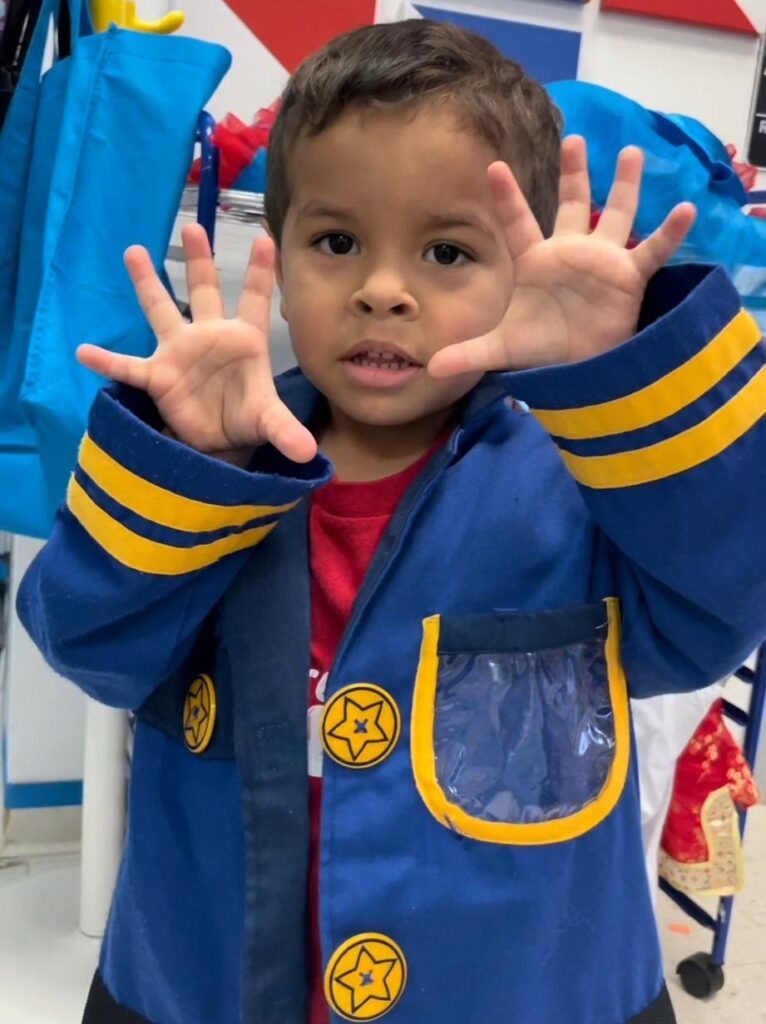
659, 698, 760, 895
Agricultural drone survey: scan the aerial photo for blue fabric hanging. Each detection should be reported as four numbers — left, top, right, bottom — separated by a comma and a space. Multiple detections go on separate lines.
548, 81, 766, 329
0, 0, 230, 537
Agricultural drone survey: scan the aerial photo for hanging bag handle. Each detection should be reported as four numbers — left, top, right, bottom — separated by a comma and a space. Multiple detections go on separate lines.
0, 0, 84, 268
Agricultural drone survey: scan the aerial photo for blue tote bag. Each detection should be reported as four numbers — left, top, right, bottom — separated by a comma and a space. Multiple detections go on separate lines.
0, 0, 230, 536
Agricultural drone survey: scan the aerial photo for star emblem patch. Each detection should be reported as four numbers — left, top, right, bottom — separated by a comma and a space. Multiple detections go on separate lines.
322, 684, 401, 769
325, 933, 407, 1020
183, 674, 217, 754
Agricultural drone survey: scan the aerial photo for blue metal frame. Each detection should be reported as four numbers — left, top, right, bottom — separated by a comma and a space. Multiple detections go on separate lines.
196, 110, 220, 253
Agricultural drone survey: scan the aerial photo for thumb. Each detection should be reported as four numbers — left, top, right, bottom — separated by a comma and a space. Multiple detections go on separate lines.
427, 329, 509, 379
257, 398, 318, 464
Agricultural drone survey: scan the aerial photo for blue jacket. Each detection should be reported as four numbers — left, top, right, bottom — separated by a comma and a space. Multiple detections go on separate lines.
18, 264, 766, 1024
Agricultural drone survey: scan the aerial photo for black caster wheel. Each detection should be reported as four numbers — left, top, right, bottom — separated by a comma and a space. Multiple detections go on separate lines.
676, 952, 725, 999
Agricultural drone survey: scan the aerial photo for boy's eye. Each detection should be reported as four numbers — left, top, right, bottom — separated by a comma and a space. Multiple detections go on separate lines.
424, 243, 471, 267
315, 233, 359, 256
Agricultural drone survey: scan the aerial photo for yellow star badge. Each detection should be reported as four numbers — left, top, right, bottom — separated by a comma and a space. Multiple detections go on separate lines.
337, 945, 397, 1013
183, 674, 217, 754
325, 933, 407, 1021
322, 684, 401, 769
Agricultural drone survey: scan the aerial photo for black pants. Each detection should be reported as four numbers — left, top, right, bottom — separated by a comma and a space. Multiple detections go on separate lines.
82, 972, 148, 1023
83, 969, 677, 1024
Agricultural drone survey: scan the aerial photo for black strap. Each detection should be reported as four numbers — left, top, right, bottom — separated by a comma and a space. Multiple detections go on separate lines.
0, 0, 44, 69
56, 0, 72, 59
82, 971, 150, 1024
0, 0, 43, 130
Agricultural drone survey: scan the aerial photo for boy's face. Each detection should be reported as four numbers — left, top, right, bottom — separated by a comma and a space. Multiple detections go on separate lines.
276, 103, 514, 434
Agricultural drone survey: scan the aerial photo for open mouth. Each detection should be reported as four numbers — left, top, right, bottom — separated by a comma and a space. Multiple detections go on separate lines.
342, 345, 423, 388
348, 350, 420, 371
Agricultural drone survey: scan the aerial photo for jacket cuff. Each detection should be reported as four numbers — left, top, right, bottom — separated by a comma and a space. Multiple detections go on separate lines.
67, 384, 331, 575
502, 264, 765, 490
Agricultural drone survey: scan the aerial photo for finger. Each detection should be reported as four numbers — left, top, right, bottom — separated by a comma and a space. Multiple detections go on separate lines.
427, 329, 508, 379
237, 236, 276, 332
554, 135, 592, 236
257, 397, 318, 463
488, 161, 544, 261
77, 343, 151, 390
631, 202, 697, 280
182, 223, 225, 321
124, 246, 185, 342
593, 146, 644, 246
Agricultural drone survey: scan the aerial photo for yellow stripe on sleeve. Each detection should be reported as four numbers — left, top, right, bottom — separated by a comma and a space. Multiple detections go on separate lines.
532, 310, 761, 440
67, 477, 277, 575
559, 362, 766, 489
79, 434, 298, 533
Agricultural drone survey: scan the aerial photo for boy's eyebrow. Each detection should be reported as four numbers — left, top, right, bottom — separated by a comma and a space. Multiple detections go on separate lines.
295, 201, 355, 222
421, 211, 495, 236
296, 202, 495, 236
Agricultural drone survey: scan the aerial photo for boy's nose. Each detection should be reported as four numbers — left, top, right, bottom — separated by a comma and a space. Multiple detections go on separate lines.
350, 270, 419, 319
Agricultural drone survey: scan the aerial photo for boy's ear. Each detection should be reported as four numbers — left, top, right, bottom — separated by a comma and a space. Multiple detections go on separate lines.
268, 228, 288, 321
275, 254, 288, 322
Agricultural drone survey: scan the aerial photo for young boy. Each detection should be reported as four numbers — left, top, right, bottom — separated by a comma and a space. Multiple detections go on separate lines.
17, 18, 766, 1024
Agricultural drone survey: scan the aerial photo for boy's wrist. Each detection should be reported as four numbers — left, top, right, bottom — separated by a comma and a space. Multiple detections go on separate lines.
160, 426, 253, 469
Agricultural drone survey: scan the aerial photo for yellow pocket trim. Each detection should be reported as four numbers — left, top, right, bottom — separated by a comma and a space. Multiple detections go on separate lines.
79, 433, 298, 532
411, 598, 631, 845
558, 362, 766, 490
67, 477, 277, 575
532, 310, 760, 440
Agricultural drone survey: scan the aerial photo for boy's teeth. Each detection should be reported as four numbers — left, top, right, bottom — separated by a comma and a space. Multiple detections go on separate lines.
351, 352, 414, 369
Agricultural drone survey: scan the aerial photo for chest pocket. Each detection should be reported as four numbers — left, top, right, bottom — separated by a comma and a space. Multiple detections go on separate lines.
411, 598, 630, 845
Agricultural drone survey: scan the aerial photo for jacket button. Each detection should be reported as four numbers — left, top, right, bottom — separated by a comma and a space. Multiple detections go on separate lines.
322, 684, 401, 769
183, 673, 217, 754
325, 932, 407, 1020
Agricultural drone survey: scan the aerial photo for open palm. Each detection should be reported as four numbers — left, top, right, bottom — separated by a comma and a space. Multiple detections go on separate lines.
76, 224, 317, 463
429, 137, 697, 377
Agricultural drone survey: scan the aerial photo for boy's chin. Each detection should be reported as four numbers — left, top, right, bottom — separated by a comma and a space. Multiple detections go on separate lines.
325, 377, 481, 430
333, 394, 460, 430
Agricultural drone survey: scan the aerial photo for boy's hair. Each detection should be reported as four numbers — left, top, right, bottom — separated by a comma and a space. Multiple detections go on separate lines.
265, 19, 563, 244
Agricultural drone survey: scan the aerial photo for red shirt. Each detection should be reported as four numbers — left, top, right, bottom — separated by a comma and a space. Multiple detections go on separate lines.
307, 445, 444, 1024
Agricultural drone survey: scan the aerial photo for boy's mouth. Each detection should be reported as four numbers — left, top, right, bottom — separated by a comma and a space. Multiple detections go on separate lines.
342, 343, 422, 371
341, 342, 423, 388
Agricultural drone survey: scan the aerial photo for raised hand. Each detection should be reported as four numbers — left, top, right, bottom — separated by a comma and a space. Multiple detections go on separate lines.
428, 136, 697, 378
76, 224, 317, 464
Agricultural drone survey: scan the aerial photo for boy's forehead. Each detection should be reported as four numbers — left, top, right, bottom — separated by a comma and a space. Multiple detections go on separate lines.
288, 104, 500, 223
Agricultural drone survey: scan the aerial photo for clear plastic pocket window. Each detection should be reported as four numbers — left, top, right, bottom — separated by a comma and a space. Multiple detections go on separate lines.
411, 600, 631, 845
435, 641, 614, 824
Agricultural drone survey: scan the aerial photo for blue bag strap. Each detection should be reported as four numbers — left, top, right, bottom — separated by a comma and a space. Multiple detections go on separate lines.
0, 0, 60, 259
0, 0, 85, 253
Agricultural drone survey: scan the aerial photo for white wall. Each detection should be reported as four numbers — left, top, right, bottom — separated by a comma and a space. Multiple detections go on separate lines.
179, 2, 289, 122
179, 0, 766, 155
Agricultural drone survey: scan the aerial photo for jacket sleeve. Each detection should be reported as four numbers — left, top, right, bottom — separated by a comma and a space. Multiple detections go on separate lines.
17, 383, 331, 709
503, 263, 766, 697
